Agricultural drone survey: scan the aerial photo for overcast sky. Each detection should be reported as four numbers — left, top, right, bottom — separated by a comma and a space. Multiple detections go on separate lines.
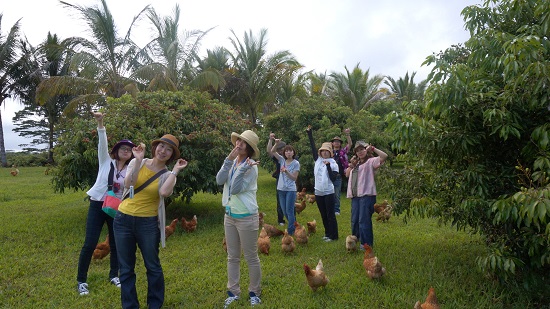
2, 0, 482, 150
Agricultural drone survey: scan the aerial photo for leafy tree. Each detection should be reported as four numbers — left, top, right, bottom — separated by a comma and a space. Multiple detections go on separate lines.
51, 90, 250, 204
329, 63, 386, 113
386, 0, 550, 298
384, 71, 427, 103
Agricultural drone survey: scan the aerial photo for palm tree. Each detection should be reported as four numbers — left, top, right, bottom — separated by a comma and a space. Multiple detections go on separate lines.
35, 0, 149, 112
193, 46, 231, 99
306, 71, 330, 97
329, 63, 386, 113
226, 28, 301, 125
384, 71, 427, 103
0, 14, 25, 166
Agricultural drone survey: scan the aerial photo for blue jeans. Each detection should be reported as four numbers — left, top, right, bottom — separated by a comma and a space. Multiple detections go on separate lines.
77, 199, 118, 282
351, 195, 376, 247
277, 190, 297, 235
333, 176, 342, 213
114, 212, 164, 309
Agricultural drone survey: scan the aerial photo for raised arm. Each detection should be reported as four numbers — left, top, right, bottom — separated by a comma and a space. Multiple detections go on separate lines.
306, 126, 318, 161
343, 128, 352, 150
266, 133, 275, 157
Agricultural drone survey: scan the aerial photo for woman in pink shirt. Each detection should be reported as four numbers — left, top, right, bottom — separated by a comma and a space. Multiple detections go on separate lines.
345, 141, 387, 248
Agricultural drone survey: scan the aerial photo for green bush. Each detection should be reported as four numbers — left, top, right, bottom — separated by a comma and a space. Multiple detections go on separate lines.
6, 151, 49, 167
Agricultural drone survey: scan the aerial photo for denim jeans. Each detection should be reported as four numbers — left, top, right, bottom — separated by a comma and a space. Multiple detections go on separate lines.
77, 199, 118, 283
114, 212, 164, 309
277, 190, 297, 235
333, 175, 342, 213
351, 195, 376, 247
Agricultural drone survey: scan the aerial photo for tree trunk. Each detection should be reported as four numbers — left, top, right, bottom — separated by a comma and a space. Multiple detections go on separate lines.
0, 109, 7, 167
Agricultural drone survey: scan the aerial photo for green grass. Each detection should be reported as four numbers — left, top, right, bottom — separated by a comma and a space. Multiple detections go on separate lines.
0, 167, 532, 308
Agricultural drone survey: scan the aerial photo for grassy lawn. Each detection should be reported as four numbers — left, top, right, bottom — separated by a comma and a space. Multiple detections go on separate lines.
0, 167, 532, 308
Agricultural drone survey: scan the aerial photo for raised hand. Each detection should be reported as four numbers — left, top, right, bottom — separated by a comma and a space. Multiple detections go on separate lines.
173, 158, 188, 173
246, 157, 260, 166
133, 143, 145, 160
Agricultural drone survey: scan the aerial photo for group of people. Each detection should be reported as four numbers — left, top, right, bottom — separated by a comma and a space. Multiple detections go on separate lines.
76, 112, 387, 308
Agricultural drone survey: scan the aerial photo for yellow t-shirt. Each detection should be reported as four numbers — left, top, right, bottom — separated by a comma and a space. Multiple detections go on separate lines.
118, 165, 160, 217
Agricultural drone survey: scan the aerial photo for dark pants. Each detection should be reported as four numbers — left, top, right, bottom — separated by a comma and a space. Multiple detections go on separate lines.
315, 194, 338, 240
114, 212, 164, 309
276, 189, 285, 224
351, 195, 376, 247
77, 199, 118, 283
333, 175, 342, 213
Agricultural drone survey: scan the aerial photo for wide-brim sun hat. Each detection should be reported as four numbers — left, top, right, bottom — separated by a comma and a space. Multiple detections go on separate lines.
110, 139, 136, 155
318, 142, 333, 157
151, 134, 180, 158
354, 140, 368, 153
276, 141, 286, 150
231, 130, 260, 159
331, 136, 344, 143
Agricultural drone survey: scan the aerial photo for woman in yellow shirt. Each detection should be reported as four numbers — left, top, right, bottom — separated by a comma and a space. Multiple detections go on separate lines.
114, 134, 187, 309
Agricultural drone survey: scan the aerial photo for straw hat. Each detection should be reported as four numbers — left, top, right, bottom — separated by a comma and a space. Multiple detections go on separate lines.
331, 136, 344, 143
151, 134, 180, 158
318, 142, 333, 157
110, 139, 136, 155
353, 140, 368, 153
231, 130, 260, 159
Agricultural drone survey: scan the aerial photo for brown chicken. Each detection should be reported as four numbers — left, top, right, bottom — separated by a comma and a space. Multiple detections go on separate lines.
92, 234, 110, 260
10, 165, 19, 176
258, 212, 265, 228
297, 187, 307, 201
295, 200, 307, 214
306, 219, 317, 235
414, 287, 440, 309
345, 235, 358, 252
281, 230, 296, 254
294, 221, 308, 244
303, 259, 329, 291
362, 244, 386, 279
165, 218, 178, 239
374, 200, 389, 214
377, 205, 393, 223
257, 227, 271, 255
263, 223, 284, 237
306, 194, 316, 204
181, 215, 197, 233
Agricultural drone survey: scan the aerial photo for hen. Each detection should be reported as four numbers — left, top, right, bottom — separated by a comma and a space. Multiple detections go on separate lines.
374, 200, 389, 214
181, 215, 197, 233
92, 234, 110, 260
257, 227, 271, 255
10, 165, 19, 176
414, 287, 440, 309
305, 194, 316, 204
263, 223, 284, 237
376, 205, 393, 223
297, 187, 307, 201
165, 218, 178, 239
294, 221, 308, 244
303, 259, 329, 291
306, 219, 317, 235
345, 235, 359, 252
295, 200, 307, 214
362, 244, 386, 279
281, 230, 296, 254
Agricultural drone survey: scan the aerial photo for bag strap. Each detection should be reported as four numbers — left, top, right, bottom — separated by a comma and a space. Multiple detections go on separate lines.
123, 168, 168, 200
107, 162, 115, 191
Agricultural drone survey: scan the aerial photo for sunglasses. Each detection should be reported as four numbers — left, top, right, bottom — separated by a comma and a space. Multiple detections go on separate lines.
119, 146, 132, 152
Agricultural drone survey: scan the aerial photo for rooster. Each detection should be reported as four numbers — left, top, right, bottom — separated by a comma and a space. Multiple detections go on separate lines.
92, 234, 110, 260
306, 219, 317, 235
257, 227, 271, 255
294, 221, 308, 244
263, 223, 284, 237
345, 235, 358, 252
303, 259, 329, 291
10, 165, 19, 176
165, 218, 178, 239
414, 287, 440, 309
281, 230, 296, 254
362, 244, 386, 279
181, 215, 197, 233
295, 200, 307, 214
374, 200, 389, 214
305, 194, 316, 204
297, 187, 307, 201
377, 205, 393, 223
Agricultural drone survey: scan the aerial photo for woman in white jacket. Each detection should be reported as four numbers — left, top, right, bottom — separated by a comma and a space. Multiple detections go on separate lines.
76, 112, 135, 296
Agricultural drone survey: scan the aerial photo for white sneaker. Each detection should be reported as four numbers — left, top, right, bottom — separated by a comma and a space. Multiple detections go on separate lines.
335, 212, 340, 215
278, 222, 285, 226
224, 291, 239, 308
77, 282, 89, 296
322, 236, 329, 240
110, 277, 121, 288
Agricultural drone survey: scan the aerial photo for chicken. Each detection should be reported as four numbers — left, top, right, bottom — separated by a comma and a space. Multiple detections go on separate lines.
181, 215, 197, 233
281, 230, 296, 254
294, 221, 308, 244
374, 200, 389, 214
295, 200, 307, 214
306, 194, 316, 204
263, 223, 284, 237
345, 235, 358, 252
92, 234, 110, 260
257, 227, 271, 255
303, 259, 329, 291
297, 187, 307, 201
165, 218, 178, 239
10, 165, 19, 176
377, 205, 393, 223
222, 236, 227, 253
306, 219, 317, 235
362, 244, 386, 279
414, 287, 440, 309
258, 212, 265, 228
